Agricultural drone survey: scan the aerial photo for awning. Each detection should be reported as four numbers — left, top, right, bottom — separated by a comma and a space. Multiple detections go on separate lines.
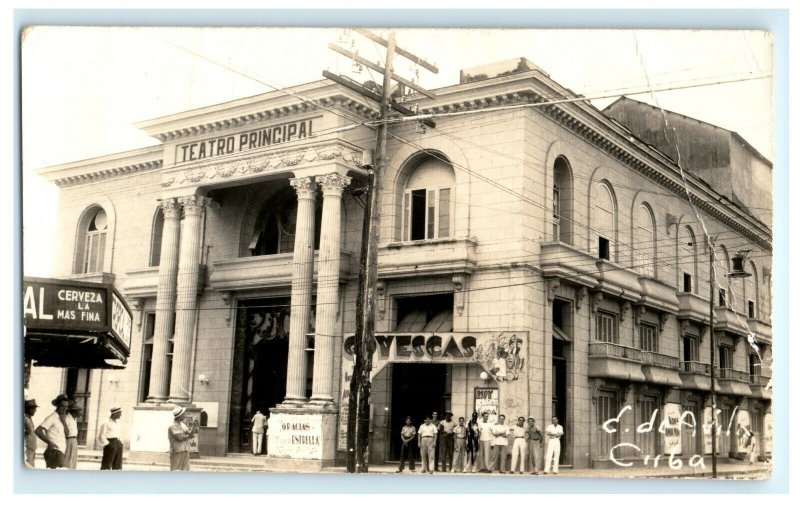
717, 379, 754, 397
642, 365, 683, 387
423, 309, 454, 332
395, 309, 427, 332
552, 325, 571, 342
23, 277, 132, 369
25, 331, 126, 369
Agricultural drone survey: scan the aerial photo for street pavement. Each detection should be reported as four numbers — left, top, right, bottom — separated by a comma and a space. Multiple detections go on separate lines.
30, 450, 771, 479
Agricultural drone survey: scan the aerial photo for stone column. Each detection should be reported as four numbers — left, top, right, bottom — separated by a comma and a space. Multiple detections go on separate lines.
283, 177, 317, 405
168, 195, 209, 403
310, 173, 351, 407
147, 198, 182, 402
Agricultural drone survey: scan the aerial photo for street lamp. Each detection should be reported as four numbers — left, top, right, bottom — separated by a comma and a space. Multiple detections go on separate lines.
709, 245, 751, 478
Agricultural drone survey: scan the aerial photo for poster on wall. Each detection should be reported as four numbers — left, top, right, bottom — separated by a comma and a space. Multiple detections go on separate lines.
474, 387, 499, 424
337, 360, 354, 451
662, 403, 681, 455
702, 406, 722, 455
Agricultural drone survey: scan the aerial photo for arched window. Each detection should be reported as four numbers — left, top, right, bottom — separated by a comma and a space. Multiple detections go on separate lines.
715, 245, 731, 307
679, 225, 697, 293
634, 203, 656, 277
553, 157, 573, 244
149, 208, 164, 267
402, 158, 455, 241
592, 181, 616, 260
249, 187, 322, 256
745, 261, 759, 319
77, 207, 108, 274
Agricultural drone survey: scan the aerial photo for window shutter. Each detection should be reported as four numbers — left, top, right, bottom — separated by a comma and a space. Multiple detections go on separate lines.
403, 192, 410, 241
438, 188, 450, 238
426, 189, 436, 239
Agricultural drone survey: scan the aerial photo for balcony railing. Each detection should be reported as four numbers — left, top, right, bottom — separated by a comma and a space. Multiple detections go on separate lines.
718, 368, 751, 382
641, 351, 680, 369
680, 361, 710, 375
589, 342, 643, 362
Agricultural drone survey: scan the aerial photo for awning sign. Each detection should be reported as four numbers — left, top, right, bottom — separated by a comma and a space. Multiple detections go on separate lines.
23, 279, 108, 330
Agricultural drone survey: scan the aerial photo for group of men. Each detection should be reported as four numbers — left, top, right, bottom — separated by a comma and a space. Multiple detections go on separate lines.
25, 394, 198, 472
398, 411, 564, 475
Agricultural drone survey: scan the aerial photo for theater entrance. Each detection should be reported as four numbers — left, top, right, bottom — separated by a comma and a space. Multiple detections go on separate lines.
228, 297, 292, 453
389, 363, 448, 460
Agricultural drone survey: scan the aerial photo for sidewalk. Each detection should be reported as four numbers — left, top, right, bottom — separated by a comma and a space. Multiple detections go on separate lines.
36, 449, 771, 479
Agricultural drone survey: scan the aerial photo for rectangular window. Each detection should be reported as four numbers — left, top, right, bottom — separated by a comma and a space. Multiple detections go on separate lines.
718, 345, 732, 370
639, 323, 658, 352
403, 187, 453, 241
595, 311, 618, 343
596, 390, 619, 457
598, 237, 610, 260
84, 232, 106, 273
683, 273, 692, 293
683, 335, 699, 362
748, 300, 755, 318
139, 312, 156, 402
748, 354, 759, 383
718, 288, 727, 307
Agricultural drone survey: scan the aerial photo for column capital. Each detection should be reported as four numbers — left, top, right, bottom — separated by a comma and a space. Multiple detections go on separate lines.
159, 198, 182, 219
315, 173, 352, 197
289, 177, 317, 200
177, 195, 211, 216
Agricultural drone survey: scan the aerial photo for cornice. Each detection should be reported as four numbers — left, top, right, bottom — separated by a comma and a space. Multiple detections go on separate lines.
411, 80, 771, 251
36, 145, 164, 188
142, 94, 379, 143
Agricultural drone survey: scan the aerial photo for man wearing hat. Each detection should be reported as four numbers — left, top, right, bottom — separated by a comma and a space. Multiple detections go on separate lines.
64, 402, 83, 469
439, 412, 456, 472
97, 407, 123, 470
24, 398, 38, 468
35, 394, 70, 469
168, 406, 197, 471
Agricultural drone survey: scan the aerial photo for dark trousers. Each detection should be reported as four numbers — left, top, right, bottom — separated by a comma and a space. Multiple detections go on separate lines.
398, 440, 416, 471
101, 438, 123, 470
434, 436, 440, 470
441, 433, 454, 471
43, 447, 65, 469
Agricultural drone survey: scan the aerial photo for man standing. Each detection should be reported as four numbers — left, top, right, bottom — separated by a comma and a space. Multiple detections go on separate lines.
477, 411, 494, 473
417, 415, 437, 474
490, 414, 510, 473
35, 394, 70, 469
251, 410, 266, 455
510, 416, 527, 474
97, 407, 123, 470
439, 412, 455, 472
431, 411, 441, 471
527, 417, 544, 475
543, 416, 564, 475
465, 412, 480, 473
452, 416, 467, 473
64, 402, 83, 469
168, 406, 197, 471
24, 398, 38, 468
397, 416, 416, 473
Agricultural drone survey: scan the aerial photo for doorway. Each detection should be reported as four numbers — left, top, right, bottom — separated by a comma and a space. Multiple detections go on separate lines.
389, 363, 448, 460
65, 368, 91, 445
227, 297, 291, 453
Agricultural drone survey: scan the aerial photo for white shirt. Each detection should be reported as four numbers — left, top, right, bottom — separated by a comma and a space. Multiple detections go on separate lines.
545, 423, 564, 440
65, 413, 79, 438
418, 423, 438, 438
478, 421, 494, 441
490, 423, 509, 446
97, 418, 122, 446
38, 412, 67, 452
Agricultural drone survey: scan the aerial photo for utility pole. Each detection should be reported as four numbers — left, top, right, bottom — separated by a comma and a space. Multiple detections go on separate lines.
709, 241, 717, 478
326, 29, 437, 473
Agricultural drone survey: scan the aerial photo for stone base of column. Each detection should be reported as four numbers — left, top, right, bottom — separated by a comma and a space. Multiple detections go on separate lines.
264, 406, 338, 472
307, 397, 337, 409
279, 396, 309, 407
129, 403, 203, 463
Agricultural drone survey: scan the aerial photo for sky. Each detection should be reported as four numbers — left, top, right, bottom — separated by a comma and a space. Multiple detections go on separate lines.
21, 27, 774, 277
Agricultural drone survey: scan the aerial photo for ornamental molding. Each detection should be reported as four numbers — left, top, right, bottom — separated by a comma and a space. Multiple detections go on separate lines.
50, 159, 163, 187
152, 94, 379, 142
161, 143, 363, 189
316, 173, 352, 195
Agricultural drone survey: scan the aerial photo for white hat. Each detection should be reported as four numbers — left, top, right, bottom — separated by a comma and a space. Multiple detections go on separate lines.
172, 406, 187, 418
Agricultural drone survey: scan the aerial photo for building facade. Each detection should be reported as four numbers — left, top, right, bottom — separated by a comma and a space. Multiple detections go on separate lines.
29, 58, 773, 469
